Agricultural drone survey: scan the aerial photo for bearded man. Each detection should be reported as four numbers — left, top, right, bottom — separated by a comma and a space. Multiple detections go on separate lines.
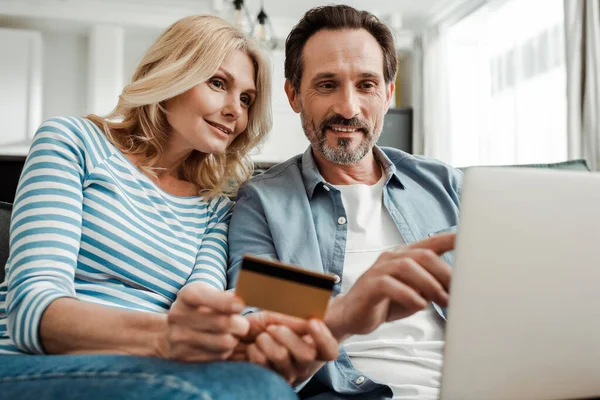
229, 5, 462, 399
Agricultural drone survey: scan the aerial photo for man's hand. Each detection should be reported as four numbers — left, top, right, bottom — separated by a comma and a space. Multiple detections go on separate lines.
325, 232, 455, 342
230, 312, 339, 384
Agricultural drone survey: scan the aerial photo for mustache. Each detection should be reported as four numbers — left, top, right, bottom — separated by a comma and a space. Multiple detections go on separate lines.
318, 115, 371, 134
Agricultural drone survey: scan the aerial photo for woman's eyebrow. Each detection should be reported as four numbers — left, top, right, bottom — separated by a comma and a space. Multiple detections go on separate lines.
218, 67, 255, 93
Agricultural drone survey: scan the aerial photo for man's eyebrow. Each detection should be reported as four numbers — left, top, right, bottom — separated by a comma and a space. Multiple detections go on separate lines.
359, 72, 382, 79
311, 71, 383, 81
311, 72, 337, 81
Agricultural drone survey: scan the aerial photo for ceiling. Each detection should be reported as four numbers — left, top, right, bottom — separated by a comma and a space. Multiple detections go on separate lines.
0, 0, 464, 36
256, 0, 453, 32
78, 0, 456, 33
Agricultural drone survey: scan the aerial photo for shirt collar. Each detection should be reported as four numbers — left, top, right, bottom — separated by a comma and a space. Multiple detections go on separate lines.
301, 146, 326, 199
301, 145, 405, 199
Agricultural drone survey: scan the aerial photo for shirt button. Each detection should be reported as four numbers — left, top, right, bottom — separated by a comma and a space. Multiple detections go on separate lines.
323, 185, 330, 192
333, 274, 341, 284
355, 376, 365, 385
337, 216, 346, 225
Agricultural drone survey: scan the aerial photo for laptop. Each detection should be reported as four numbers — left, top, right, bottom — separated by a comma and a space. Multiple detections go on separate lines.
440, 168, 600, 400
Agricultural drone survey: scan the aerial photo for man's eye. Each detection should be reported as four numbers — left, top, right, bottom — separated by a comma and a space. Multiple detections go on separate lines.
320, 82, 335, 89
360, 82, 376, 89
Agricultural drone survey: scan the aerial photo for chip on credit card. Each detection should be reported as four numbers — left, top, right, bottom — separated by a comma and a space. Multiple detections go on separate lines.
235, 255, 336, 319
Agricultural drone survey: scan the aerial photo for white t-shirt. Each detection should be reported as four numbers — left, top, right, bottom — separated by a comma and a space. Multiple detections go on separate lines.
334, 174, 445, 400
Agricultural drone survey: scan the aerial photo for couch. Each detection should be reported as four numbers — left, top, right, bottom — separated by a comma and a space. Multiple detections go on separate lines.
0, 159, 591, 283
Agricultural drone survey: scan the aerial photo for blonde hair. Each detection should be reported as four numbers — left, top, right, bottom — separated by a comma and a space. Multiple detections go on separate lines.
87, 15, 272, 198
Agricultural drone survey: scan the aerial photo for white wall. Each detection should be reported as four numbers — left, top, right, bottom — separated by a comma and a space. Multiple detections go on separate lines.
250, 50, 309, 163
42, 31, 88, 120
0, 0, 417, 160
87, 25, 125, 115
123, 31, 161, 84
0, 28, 42, 144
42, 29, 161, 120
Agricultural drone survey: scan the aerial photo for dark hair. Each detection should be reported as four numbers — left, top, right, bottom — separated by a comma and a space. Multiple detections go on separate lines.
284, 5, 398, 92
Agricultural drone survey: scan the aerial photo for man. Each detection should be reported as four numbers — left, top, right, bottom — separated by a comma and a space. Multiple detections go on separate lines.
229, 5, 462, 399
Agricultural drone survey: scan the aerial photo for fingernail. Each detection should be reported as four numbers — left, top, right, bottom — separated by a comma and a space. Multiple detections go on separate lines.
267, 325, 278, 333
231, 302, 244, 313
310, 319, 321, 331
304, 335, 315, 346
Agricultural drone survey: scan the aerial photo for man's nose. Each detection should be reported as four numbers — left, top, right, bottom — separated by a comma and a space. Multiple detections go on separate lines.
332, 89, 360, 120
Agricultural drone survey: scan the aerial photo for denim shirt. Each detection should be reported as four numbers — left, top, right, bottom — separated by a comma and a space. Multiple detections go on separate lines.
228, 146, 463, 399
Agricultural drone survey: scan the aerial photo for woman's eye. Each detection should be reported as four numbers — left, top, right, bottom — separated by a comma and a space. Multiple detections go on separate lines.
241, 95, 252, 106
210, 79, 225, 90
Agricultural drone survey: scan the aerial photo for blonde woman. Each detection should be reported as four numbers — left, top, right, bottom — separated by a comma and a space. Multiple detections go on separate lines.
0, 15, 337, 400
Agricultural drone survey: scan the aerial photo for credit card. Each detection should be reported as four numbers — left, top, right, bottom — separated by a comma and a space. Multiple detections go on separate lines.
235, 254, 336, 319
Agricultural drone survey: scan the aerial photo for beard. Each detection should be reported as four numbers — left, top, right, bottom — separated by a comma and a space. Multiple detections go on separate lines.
300, 110, 381, 165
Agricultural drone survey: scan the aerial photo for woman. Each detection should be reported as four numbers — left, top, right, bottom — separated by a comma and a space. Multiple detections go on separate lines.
0, 15, 336, 400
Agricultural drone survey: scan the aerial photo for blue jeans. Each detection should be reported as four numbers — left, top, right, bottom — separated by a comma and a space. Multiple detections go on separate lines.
0, 354, 298, 400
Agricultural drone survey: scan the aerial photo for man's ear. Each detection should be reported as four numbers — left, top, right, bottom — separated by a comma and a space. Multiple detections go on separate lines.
284, 80, 302, 114
384, 82, 396, 113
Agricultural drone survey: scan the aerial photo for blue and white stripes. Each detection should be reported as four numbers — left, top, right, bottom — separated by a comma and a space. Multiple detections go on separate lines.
0, 117, 233, 354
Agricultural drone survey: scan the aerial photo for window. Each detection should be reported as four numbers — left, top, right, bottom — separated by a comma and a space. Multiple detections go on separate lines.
445, 0, 566, 167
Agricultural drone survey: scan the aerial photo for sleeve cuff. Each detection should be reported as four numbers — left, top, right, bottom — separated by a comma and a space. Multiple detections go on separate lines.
8, 288, 76, 354
294, 374, 315, 392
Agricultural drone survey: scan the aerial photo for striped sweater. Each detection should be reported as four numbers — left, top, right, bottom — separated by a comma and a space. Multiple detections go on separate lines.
0, 117, 233, 354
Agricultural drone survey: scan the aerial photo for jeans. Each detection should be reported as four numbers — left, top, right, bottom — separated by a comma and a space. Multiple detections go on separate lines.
0, 354, 298, 400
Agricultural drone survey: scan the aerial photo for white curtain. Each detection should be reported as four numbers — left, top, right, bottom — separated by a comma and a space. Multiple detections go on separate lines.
420, 30, 452, 162
417, 0, 486, 162
420, 0, 568, 167
565, 0, 600, 171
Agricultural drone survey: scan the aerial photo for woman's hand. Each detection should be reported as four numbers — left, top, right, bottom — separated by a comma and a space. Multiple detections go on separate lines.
230, 312, 339, 384
165, 282, 250, 362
